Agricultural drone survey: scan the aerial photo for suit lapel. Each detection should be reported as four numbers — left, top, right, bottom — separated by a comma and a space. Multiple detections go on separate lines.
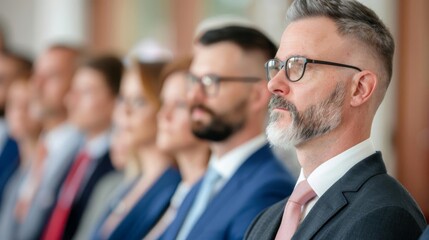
116, 167, 181, 239
292, 186, 347, 240
159, 179, 202, 239
264, 200, 286, 240
188, 144, 273, 238
292, 152, 386, 239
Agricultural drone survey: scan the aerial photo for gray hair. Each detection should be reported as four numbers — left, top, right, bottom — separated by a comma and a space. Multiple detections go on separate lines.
286, 0, 394, 89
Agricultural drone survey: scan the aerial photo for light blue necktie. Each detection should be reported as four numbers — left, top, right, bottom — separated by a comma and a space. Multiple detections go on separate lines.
176, 167, 221, 240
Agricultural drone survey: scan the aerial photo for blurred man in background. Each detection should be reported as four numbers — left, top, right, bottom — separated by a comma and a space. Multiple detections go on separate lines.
7, 44, 84, 240
160, 25, 295, 240
42, 55, 123, 239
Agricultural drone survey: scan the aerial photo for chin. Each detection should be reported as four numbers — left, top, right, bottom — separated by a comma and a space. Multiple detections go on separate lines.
266, 121, 295, 149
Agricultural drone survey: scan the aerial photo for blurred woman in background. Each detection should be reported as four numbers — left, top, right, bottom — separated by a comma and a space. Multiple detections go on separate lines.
0, 76, 42, 235
91, 59, 181, 240
6, 78, 41, 169
73, 128, 133, 240
138, 56, 210, 240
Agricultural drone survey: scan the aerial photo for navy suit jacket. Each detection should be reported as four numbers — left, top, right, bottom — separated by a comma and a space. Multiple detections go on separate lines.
245, 152, 427, 240
0, 136, 19, 207
92, 167, 181, 240
160, 144, 295, 240
61, 150, 114, 239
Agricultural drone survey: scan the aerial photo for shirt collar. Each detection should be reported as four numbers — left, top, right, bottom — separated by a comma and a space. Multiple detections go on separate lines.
210, 134, 267, 180
43, 123, 83, 153
297, 138, 376, 197
0, 119, 8, 150
82, 129, 112, 160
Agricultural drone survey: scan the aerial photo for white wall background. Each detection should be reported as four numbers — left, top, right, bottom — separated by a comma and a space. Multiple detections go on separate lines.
0, 0, 87, 57
0, 0, 398, 175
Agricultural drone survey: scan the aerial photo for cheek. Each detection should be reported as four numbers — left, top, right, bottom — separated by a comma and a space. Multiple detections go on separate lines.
7, 110, 28, 137
83, 95, 113, 115
0, 89, 6, 104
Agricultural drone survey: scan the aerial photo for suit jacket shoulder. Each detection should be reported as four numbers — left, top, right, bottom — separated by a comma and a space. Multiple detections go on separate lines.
63, 150, 115, 239
245, 152, 427, 240
109, 167, 181, 240
0, 136, 19, 206
186, 144, 295, 240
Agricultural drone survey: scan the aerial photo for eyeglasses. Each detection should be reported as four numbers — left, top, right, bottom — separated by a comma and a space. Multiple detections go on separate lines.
187, 73, 261, 97
265, 56, 362, 82
116, 95, 147, 111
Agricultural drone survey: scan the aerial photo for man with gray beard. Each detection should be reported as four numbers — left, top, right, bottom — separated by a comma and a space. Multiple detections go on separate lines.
245, 0, 426, 239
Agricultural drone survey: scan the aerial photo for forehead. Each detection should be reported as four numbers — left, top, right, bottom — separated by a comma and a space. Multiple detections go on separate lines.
36, 49, 73, 71
162, 72, 186, 97
278, 16, 348, 60
74, 68, 106, 87
190, 41, 246, 75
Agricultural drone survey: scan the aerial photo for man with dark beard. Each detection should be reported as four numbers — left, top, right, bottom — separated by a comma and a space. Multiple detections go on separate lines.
159, 25, 295, 240
245, 0, 426, 240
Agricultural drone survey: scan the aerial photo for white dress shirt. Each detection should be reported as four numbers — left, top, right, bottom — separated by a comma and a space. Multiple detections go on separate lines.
0, 119, 8, 154
209, 134, 267, 194
297, 139, 376, 221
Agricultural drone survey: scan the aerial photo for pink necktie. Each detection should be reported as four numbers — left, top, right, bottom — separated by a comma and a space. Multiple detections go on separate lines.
275, 180, 316, 240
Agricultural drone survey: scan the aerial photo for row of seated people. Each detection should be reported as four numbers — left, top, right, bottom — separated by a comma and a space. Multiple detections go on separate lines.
0, 23, 296, 240
0, 0, 428, 238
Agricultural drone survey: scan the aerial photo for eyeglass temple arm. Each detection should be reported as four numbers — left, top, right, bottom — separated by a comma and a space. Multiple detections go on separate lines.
308, 59, 362, 71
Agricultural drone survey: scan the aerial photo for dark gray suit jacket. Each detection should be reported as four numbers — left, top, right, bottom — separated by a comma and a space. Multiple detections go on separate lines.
245, 152, 427, 240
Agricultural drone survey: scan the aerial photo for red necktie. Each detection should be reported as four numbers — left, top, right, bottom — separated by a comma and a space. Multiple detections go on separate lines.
43, 150, 91, 240
275, 180, 316, 240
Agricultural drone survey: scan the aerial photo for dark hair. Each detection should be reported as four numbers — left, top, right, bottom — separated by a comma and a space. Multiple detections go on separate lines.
83, 55, 124, 95
0, 21, 7, 52
160, 55, 192, 82
287, 0, 394, 88
0, 51, 33, 79
197, 26, 278, 60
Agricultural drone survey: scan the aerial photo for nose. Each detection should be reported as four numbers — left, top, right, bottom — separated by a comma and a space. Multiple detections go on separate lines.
187, 83, 206, 105
64, 91, 75, 110
31, 74, 44, 90
157, 104, 172, 122
267, 69, 290, 97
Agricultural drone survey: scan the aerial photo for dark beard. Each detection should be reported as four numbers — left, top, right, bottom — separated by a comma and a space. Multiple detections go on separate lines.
190, 102, 246, 142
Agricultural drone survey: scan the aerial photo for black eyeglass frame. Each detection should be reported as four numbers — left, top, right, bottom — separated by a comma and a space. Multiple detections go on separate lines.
186, 73, 261, 96
265, 56, 362, 82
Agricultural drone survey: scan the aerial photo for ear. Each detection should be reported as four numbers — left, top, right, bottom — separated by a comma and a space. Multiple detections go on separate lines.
249, 80, 271, 111
350, 70, 377, 107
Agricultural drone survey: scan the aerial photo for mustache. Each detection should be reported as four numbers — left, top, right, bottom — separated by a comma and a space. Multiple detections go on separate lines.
268, 95, 297, 113
190, 104, 215, 116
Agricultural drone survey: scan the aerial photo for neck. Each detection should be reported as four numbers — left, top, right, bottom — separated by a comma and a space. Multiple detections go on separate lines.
85, 125, 110, 142
18, 137, 39, 168
296, 122, 370, 177
43, 114, 67, 132
137, 142, 172, 179
211, 121, 263, 158
176, 144, 210, 185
